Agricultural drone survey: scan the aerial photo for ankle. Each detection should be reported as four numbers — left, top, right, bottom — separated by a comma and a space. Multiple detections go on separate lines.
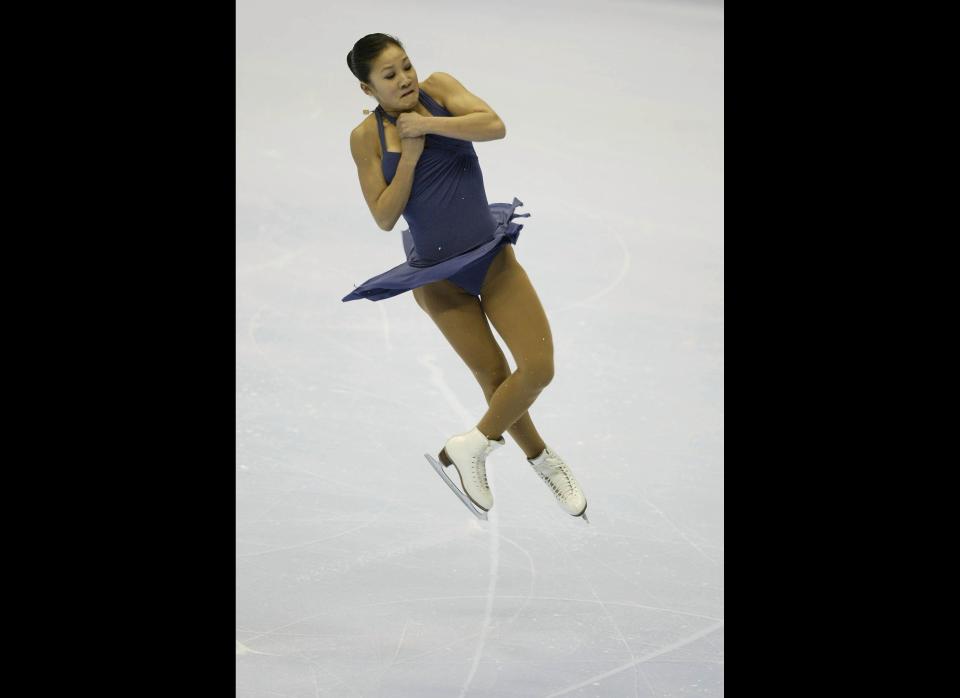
477, 427, 502, 442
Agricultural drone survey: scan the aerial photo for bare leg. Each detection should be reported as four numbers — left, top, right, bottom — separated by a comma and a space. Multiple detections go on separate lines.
474, 245, 554, 447
478, 383, 547, 460
412, 268, 548, 459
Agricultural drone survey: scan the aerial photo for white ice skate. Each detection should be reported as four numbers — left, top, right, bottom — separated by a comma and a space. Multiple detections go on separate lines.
424, 427, 505, 520
527, 446, 590, 523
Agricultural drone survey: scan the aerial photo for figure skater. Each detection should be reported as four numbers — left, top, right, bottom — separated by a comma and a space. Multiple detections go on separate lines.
343, 33, 588, 522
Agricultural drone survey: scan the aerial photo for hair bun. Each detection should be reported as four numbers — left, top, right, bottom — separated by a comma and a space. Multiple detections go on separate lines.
348, 34, 403, 83
346, 49, 357, 78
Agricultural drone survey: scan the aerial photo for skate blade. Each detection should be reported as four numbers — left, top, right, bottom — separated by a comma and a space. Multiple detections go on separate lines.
424, 453, 488, 520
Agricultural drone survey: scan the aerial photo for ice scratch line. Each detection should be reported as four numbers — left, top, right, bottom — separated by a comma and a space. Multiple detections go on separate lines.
236, 509, 386, 558
459, 512, 499, 697
550, 202, 633, 312
390, 620, 410, 665
239, 593, 723, 647
496, 533, 537, 634
381, 535, 534, 678
288, 652, 364, 698
544, 620, 724, 697
640, 493, 718, 565
418, 353, 475, 427
571, 223, 632, 308
419, 352, 501, 698
270, 459, 425, 514
542, 518, 647, 697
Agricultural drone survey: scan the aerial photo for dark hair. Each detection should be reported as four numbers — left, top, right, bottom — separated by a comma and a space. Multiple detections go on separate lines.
347, 33, 404, 84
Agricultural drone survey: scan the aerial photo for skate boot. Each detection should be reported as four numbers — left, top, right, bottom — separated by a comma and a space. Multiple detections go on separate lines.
438, 427, 505, 512
527, 446, 589, 522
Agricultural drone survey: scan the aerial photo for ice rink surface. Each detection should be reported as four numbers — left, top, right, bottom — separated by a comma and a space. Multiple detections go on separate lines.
237, 1, 723, 695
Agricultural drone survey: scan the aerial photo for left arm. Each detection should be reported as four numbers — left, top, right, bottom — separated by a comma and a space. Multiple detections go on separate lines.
419, 72, 506, 142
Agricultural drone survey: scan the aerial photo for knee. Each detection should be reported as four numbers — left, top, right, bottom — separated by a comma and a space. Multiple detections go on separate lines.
522, 359, 554, 390
473, 365, 511, 392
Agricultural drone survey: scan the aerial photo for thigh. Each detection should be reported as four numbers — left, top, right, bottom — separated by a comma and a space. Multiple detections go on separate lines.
478, 246, 554, 380
412, 279, 511, 383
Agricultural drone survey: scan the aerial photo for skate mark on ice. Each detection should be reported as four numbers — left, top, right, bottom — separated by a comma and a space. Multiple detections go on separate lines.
389, 619, 410, 666
599, 550, 671, 606
243, 303, 336, 387
313, 663, 366, 698
419, 351, 504, 697
238, 592, 722, 652
543, 517, 647, 697
544, 619, 724, 697
295, 655, 362, 698
457, 505, 499, 698
639, 493, 719, 565
238, 483, 314, 528
495, 533, 538, 635
271, 458, 424, 514
551, 202, 633, 312
374, 534, 535, 685
594, 530, 724, 555
236, 509, 387, 558
417, 353, 478, 427
576, 544, 676, 632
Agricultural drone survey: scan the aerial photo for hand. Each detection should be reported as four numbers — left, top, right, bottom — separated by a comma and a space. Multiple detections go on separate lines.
396, 111, 430, 138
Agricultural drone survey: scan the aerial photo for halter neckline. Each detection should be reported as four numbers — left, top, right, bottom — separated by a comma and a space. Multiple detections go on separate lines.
376, 87, 445, 124
378, 104, 416, 125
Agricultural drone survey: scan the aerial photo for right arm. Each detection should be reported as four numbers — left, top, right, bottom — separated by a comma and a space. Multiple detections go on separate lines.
350, 126, 423, 231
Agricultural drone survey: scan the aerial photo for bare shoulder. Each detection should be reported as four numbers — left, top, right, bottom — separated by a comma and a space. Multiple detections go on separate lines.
350, 114, 382, 160
423, 71, 500, 120
419, 72, 444, 108
350, 112, 380, 160
352, 111, 378, 140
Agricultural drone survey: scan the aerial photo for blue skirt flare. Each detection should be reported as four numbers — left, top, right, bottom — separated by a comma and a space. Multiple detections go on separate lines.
341, 197, 530, 302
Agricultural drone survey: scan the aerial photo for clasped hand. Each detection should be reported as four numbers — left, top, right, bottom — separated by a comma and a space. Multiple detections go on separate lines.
396, 112, 430, 139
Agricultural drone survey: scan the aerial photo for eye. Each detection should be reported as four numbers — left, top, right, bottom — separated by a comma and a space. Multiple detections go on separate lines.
385, 65, 412, 80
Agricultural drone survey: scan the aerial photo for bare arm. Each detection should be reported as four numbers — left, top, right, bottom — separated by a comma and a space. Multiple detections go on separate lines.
423, 71, 506, 142
376, 153, 419, 230
350, 127, 421, 231
425, 113, 505, 142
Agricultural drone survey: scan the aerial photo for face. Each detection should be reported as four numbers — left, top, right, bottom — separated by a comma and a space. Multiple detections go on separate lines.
363, 45, 418, 111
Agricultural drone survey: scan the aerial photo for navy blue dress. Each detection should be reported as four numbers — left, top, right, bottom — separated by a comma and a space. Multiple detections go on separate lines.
341, 87, 530, 302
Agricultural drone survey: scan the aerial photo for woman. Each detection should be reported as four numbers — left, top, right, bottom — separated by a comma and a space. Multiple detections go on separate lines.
343, 33, 588, 522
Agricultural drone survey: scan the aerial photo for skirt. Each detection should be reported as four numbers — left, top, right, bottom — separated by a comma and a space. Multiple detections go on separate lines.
341, 197, 531, 302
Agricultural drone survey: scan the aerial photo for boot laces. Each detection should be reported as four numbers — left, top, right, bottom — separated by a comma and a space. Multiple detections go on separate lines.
473, 442, 495, 489
537, 451, 576, 499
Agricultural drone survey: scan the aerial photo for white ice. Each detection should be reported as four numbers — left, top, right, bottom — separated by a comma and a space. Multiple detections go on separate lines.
237, 0, 723, 695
